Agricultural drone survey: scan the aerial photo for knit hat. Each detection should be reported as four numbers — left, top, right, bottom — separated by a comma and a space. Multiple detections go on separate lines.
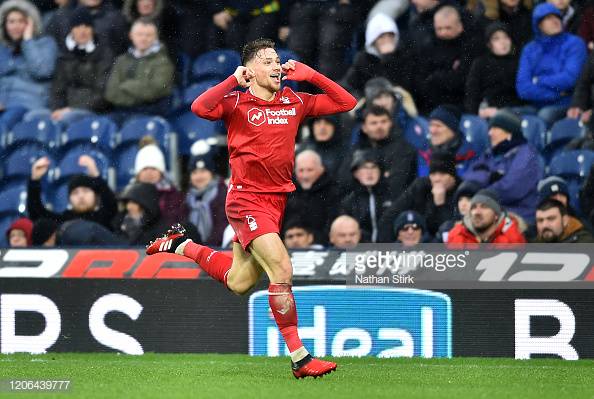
470, 189, 502, 215
429, 105, 461, 136
69, 7, 94, 30
538, 176, 569, 203
6, 217, 33, 246
393, 210, 426, 234
189, 139, 217, 174
32, 218, 59, 246
429, 151, 457, 176
485, 21, 511, 43
134, 144, 166, 175
350, 150, 382, 172
489, 109, 523, 139
68, 174, 98, 195
454, 180, 481, 203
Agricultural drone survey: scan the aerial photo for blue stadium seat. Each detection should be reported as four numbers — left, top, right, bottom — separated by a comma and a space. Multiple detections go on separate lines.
170, 111, 221, 155
182, 79, 220, 108
0, 183, 27, 215
403, 116, 429, 150
2, 118, 59, 150
543, 118, 584, 162
60, 116, 116, 152
191, 49, 241, 82
176, 52, 192, 88
521, 114, 546, 151
113, 145, 138, 190
548, 150, 594, 178
460, 114, 489, 154
51, 146, 110, 182
1, 144, 49, 181
112, 116, 171, 149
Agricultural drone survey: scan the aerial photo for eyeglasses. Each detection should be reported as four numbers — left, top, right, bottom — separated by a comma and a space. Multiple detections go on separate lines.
400, 224, 420, 232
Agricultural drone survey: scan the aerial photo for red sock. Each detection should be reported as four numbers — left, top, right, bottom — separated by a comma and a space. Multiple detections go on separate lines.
183, 241, 232, 286
268, 283, 304, 353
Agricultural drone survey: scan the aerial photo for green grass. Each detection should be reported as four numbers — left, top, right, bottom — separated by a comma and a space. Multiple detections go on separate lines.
0, 354, 593, 399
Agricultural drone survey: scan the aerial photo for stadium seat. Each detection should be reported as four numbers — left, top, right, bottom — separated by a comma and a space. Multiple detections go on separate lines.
51, 146, 110, 182
191, 49, 241, 82
0, 183, 27, 215
403, 116, 429, 150
521, 114, 547, 151
2, 118, 59, 150
548, 150, 594, 179
460, 114, 489, 154
170, 111, 221, 154
543, 118, 584, 162
113, 145, 138, 190
112, 116, 171, 149
1, 144, 49, 181
60, 116, 116, 152
182, 79, 220, 108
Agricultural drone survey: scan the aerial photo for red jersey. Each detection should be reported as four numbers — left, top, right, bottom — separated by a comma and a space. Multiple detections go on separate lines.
191, 72, 356, 193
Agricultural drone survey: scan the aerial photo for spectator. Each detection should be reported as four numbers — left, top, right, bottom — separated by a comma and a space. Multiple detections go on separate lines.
537, 175, 578, 212
328, 215, 361, 249
339, 151, 391, 243
435, 180, 481, 242
393, 210, 429, 247
418, 104, 477, 176
465, 22, 522, 117
296, 115, 348, 181
287, 0, 361, 80
285, 149, 340, 245
533, 198, 594, 242
379, 151, 461, 241
46, 7, 112, 124
45, 0, 128, 55
547, 0, 579, 33
414, 5, 483, 114
516, 3, 587, 127
403, 0, 440, 55
464, 109, 543, 222
31, 217, 59, 246
0, 0, 57, 125
282, 218, 322, 250
113, 181, 168, 246
105, 18, 174, 119
340, 105, 417, 198
186, 148, 227, 247
5, 217, 33, 247
488, 0, 533, 49
57, 218, 119, 246
133, 138, 188, 227
567, 51, 594, 123
341, 13, 412, 99
27, 155, 117, 229
447, 189, 526, 243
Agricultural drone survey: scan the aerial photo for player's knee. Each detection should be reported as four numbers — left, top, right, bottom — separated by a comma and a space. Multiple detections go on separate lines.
269, 260, 293, 284
227, 279, 255, 296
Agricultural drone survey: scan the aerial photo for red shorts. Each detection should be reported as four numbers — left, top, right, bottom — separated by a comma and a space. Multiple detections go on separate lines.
225, 188, 288, 251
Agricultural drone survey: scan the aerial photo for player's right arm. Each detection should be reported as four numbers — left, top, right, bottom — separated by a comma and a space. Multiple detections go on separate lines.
191, 66, 254, 120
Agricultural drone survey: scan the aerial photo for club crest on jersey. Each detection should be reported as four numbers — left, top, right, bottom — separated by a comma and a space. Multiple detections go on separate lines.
245, 215, 258, 231
280, 96, 291, 104
247, 108, 266, 126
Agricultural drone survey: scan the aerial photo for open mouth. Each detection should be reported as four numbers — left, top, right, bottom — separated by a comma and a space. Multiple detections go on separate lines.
270, 73, 281, 83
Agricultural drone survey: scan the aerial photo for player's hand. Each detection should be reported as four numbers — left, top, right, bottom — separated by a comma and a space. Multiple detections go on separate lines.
233, 66, 255, 88
78, 155, 100, 177
31, 157, 50, 180
282, 60, 315, 82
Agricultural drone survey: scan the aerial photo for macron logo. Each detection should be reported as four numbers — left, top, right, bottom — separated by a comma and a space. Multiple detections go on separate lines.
248, 108, 266, 126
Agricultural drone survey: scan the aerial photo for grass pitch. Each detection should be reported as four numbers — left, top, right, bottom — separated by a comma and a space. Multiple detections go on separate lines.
0, 354, 592, 399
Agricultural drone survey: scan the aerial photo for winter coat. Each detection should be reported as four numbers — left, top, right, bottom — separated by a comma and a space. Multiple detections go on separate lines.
186, 178, 228, 247
578, 4, 594, 49
339, 178, 392, 243
0, 0, 57, 109
105, 45, 174, 108
447, 212, 526, 243
516, 3, 587, 108
465, 52, 522, 113
417, 136, 477, 177
49, 42, 113, 111
378, 176, 461, 242
532, 215, 594, 243
498, 4, 533, 49
463, 138, 543, 222
285, 171, 341, 245
26, 177, 118, 230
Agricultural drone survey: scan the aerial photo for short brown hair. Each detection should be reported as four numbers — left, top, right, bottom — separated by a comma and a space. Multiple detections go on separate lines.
241, 38, 276, 65
537, 198, 567, 216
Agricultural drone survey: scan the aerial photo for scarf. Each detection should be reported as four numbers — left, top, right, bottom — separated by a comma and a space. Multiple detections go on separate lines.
187, 179, 219, 242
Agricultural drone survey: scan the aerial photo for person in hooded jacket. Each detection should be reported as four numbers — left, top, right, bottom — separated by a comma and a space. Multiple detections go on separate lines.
340, 13, 412, 99
339, 150, 391, 243
516, 3, 587, 126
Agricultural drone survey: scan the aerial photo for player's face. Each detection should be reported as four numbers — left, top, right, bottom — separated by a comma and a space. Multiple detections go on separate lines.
362, 114, 392, 141
284, 227, 314, 249
248, 48, 282, 93
5, 11, 26, 42
69, 187, 97, 213
397, 224, 422, 247
9, 229, 27, 248
470, 203, 498, 232
536, 208, 566, 242
429, 120, 456, 146
130, 23, 157, 52
353, 163, 380, 187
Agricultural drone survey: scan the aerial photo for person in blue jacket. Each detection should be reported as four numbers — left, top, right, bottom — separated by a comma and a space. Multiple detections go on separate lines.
516, 3, 587, 127
463, 109, 543, 223
0, 0, 57, 126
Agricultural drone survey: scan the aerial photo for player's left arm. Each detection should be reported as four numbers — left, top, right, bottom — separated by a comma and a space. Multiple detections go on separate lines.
282, 60, 357, 116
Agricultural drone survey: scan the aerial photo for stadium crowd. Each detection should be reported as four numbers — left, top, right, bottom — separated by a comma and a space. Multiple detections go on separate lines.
3, 0, 594, 249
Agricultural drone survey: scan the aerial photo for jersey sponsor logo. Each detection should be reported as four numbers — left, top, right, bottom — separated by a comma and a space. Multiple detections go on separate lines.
247, 108, 266, 126
246, 215, 258, 231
